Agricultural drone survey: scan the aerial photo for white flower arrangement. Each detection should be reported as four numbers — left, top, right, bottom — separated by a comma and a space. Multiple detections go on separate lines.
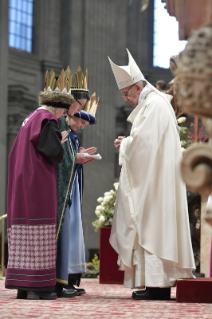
97, 197, 104, 203
95, 205, 102, 217
103, 195, 113, 203
113, 182, 119, 191
177, 117, 186, 124
92, 182, 119, 232
99, 215, 105, 223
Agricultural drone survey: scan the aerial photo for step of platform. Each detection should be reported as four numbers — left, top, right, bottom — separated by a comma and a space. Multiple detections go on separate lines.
176, 278, 212, 303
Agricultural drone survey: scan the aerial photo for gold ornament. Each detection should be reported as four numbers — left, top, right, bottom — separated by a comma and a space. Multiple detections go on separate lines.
44, 66, 72, 94
83, 92, 100, 117
71, 66, 89, 92
39, 66, 74, 106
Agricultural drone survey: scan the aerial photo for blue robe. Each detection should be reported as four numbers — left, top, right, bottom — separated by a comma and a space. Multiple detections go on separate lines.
56, 130, 86, 286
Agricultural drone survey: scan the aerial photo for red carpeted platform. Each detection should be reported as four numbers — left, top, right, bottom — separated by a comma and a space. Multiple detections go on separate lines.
176, 278, 212, 303
1, 278, 212, 318
99, 227, 124, 284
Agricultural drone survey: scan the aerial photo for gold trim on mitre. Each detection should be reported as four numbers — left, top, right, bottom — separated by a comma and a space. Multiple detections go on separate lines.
83, 92, 100, 117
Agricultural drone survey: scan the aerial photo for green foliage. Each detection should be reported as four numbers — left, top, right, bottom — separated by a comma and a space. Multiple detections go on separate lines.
82, 254, 99, 278
177, 117, 192, 152
179, 125, 192, 149
178, 116, 208, 153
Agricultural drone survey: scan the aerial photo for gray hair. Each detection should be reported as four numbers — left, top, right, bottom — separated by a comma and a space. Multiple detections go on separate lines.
137, 80, 147, 87
38, 104, 56, 115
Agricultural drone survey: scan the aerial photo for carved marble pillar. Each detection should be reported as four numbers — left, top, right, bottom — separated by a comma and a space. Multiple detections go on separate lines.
178, 24, 212, 206
177, 24, 212, 276
200, 196, 212, 276
0, 0, 9, 218
164, 0, 212, 40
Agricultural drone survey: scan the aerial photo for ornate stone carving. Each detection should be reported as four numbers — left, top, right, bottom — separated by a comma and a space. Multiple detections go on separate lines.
166, 55, 184, 118
7, 85, 37, 136
201, 118, 212, 137
205, 195, 212, 227
164, 0, 212, 40
177, 25, 212, 119
7, 109, 29, 135
177, 25, 212, 226
181, 144, 212, 196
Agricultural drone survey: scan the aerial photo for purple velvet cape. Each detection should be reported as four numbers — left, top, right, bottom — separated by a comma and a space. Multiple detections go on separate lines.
5, 109, 58, 289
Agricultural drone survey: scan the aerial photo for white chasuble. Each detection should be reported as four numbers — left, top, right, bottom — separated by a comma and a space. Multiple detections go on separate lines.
110, 90, 195, 288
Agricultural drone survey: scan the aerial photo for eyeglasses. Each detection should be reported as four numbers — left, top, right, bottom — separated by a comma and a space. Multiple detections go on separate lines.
76, 100, 83, 109
121, 83, 136, 99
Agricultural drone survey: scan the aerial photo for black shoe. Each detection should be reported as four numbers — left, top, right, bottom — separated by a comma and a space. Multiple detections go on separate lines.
27, 291, 57, 300
68, 284, 86, 295
57, 287, 79, 298
132, 287, 171, 300
17, 290, 27, 299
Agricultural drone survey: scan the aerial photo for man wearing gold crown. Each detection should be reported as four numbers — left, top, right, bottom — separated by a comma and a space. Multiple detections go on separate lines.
56, 67, 100, 298
5, 67, 82, 300
108, 49, 195, 300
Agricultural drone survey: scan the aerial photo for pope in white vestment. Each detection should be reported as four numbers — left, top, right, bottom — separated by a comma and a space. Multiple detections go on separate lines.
108, 49, 195, 300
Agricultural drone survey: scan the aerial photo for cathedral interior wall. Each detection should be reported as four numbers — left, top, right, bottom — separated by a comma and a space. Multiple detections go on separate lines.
0, 0, 172, 260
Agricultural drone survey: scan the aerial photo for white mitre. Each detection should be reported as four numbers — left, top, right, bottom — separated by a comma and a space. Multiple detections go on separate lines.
108, 49, 146, 90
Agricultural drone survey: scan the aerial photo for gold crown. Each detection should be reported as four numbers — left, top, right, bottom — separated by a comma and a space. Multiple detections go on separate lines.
39, 66, 75, 107
71, 66, 89, 92
41, 65, 90, 105
83, 92, 100, 117
44, 65, 89, 93
44, 66, 72, 94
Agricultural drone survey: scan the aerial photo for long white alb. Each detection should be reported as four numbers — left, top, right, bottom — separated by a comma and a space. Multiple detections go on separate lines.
110, 87, 195, 288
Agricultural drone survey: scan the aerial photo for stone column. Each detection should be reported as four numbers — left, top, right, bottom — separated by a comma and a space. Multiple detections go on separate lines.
64, 0, 130, 259
0, 0, 9, 218
200, 196, 212, 276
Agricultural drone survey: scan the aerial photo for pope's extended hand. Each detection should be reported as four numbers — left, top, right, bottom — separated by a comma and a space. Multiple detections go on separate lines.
61, 131, 69, 144
114, 136, 125, 151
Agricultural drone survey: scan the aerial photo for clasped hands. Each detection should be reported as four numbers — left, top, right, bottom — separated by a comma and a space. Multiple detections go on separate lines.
77, 147, 97, 164
114, 136, 126, 151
